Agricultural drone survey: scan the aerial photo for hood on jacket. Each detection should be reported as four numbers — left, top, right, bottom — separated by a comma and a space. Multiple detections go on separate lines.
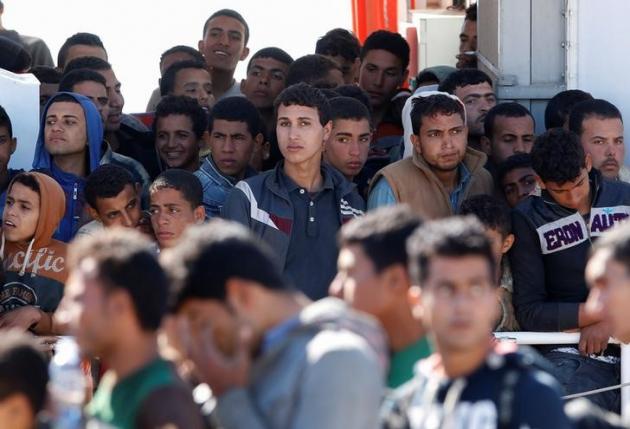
32, 92, 103, 175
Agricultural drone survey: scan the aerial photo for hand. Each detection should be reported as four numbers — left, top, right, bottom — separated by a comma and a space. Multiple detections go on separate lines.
579, 320, 612, 356
0, 306, 43, 331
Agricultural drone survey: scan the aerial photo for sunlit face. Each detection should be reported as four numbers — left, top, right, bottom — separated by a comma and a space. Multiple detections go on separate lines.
44, 101, 87, 158
539, 166, 591, 212
241, 57, 289, 109
488, 115, 535, 163
90, 184, 141, 229
579, 116, 625, 180
501, 166, 537, 208
276, 104, 331, 166
155, 114, 201, 172
209, 119, 259, 179
149, 188, 204, 249
96, 68, 124, 133
324, 118, 371, 179
198, 15, 249, 72
172, 68, 214, 111
72, 80, 110, 125
454, 83, 496, 137
359, 49, 407, 109
3, 182, 40, 243
411, 112, 468, 172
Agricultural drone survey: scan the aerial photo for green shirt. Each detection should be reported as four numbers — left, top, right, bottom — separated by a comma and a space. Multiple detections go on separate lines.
387, 337, 432, 388
86, 357, 178, 429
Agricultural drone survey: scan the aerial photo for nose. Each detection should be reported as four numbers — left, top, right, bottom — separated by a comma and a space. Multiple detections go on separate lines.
121, 211, 134, 228
109, 90, 123, 109
513, 139, 526, 154
348, 140, 361, 157
198, 90, 209, 107
258, 71, 269, 86
222, 137, 236, 153
373, 71, 385, 88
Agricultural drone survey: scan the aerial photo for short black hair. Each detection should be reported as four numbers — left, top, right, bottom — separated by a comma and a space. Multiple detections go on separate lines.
63, 56, 111, 74
438, 68, 493, 95
30, 66, 62, 84
162, 220, 289, 311
339, 205, 422, 272
160, 45, 205, 66
0, 105, 13, 138
531, 128, 586, 184
334, 84, 372, 114
329, 96, 371, 126
58, 68, 106, 92
407, 216, 495, 285
85, 164, 135, 209
203, 9, 249, 45
484, 102, 535, 139
316, 28, 361, 61
0, 331, 48, 414
209, 96, 262, 137
286, 54, 341, 87
496, 153, 533, 184
568, 99, 623, 136
57, 32, 106, 69
274, 83, 332, 126
9, 172, 40, 196
150, 169, 202, 209
460, 195, 512, 237
465, 3, 477, 21
410, 94, 465, 135
246, 47, 293, 71
360, 30, 410, 71
544, 89, 593, 130
153, 95, 208, 140
0, 35, 30, 73
159, 60, 208, 97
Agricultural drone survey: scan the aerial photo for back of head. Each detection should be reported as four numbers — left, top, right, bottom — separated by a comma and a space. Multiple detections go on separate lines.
545, 89, 593, 130
203, 9, 250, 45
63, 56, 111, 74
286, 54, 341, 87
162, 220, 288, 311
30, 66, 62, 84
438, 68, 492, 95
334, 84, 371, 113
150, 169, 202, 208
58, 68, 106, 92
315, 28, 361, 61
153, 95, 208, 139
329, 96, 372, 126
568, 98, 623, 136
160, 45, 205, 66
496, 152, 533, 183
68, 228, 167, 330
531, 128, 586, 184
209, 96, 262, 137
247, 47, 293, 71
0, 35, 31, 73
339, 205, 422, 272
85, 164, 135, 209
159, 59, 207, 96
460, 195, 512, 236
410, 93, 465, 135
484, 102, 535, 138
0, 104, 13, 138
275, 83, 331, 126
57, 32, 106, 69
360, 30, 410, 70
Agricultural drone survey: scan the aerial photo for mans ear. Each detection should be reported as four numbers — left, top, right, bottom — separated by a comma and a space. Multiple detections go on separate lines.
197, 40, 205, 55
585, 153, 593, 172
401, 69, 410, 87
407, 285, 423, 321
382, 264, 411, 297
240, 46, 250, 61
86, 205, 100, 222
193, 206, 206, 223
9, 137, 16, 155
535, 174, 546, 190
410, 134, 422, 155
225, 278, 250, 312
322, 120, 333, 144
480, 136, 492, 156
502, 233, 515, 254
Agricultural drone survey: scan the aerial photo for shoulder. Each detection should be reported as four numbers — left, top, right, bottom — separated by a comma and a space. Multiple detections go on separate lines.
136, 382, 204, 429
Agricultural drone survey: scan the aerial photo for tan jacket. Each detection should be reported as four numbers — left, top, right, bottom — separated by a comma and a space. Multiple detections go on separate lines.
371, 147, 493, 219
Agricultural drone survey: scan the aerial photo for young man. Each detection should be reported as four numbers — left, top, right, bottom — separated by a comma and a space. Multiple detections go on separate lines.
286, 54, 344, 88
56, 32, 107, 70
460, 195, 519, 331
496, 153, 538, 208
0, 105, 21, 219
58, 68, 110, 124
153, 95, 208, 172
545, 89, 593, 130
159, 60, 214, 111
456, 3, 477, 68
324, 96, 372, 182
316, 28, 362, 84
58, 228, 203, 428
439, 68, 497, 152
161, 220, 385, 429
198, 9, 250, 100
368, 93, 493, 219
569, 98, 629, 182
510, 128, 630, 412
223, 83, 365, 300
381, 216, 570, 428
195, 96, 261, 218
149, 169, 205, 249
332, 205, 430, 388
30, 65, 62, 114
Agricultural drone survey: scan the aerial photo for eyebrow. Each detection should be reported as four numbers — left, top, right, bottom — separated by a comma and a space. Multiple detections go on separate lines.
46, 114, 80, 120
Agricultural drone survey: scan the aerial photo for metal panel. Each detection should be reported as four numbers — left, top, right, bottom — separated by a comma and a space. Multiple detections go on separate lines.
530, 0, 565, 84
411, 12, 464, 70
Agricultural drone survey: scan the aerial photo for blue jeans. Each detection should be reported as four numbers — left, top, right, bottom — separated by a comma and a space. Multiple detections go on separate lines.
545, 351, 620, 413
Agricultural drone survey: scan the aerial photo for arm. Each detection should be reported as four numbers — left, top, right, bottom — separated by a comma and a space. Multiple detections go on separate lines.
0, 306, 55, 335
135, 384, 205, 429
367, 177, 397, 210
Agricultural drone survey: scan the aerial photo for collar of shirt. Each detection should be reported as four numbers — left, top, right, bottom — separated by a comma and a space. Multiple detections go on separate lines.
261, 314, 301, 354
280, 165, 335, 195
450, 163, 472, 211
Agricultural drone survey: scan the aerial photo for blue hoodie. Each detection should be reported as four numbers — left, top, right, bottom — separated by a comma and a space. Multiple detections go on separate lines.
32, 92, 103, 242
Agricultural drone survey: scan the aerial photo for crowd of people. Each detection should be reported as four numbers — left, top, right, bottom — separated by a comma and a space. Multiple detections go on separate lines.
0, 1, 629, 428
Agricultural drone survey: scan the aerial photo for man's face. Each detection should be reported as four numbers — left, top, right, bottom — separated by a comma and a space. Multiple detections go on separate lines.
210, 119, 258, 179
63, 44, 107, 68
540, 167, 591, 211
155, 114, 200, 171
44, 101, 87, 158
501, 166, 537, 208
198, 16, 249, 72
241, 57, 289, 109
96, 68, 124, 132
488, 115, 535, 163
454, 82, 496, 137
71, 80, 110, 125
324, 118, 371, 179
0, 126, 16, 176
90, 184, 141, 229
359, 49, 407, 109
3, 182, 40, 243
411, 112, 468, 172
420, 255, 497, 352
579, 116, 625, 180
456, 19, 477, 69
39, 83, 58, 114
276, 104, 332, 166
172, 68, 214, 111
326, 54, 360, 84
150, 188, 203, 249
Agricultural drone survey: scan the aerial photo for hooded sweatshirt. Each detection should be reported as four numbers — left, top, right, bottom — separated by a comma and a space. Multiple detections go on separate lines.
0, 172, 67, 314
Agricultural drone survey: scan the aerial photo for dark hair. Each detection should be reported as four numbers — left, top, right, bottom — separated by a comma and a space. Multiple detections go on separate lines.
0, 331, 48, 414
460, 195, 512, 237
274, 83, 331, 126
339, 205, 422, 272
438, 68, 493, 94
407, 216, 495, 284
57, 32, 106, 69
496, 153, 533, 184
484, 102, 535, 139
334, 84, 372, 114
465, 3, 477, 21
531, 128, 586, 184
316, 28, 361, 61
360, 30, 410, 71
159, 60, 208, 97
30, 66, 62, 84
0, 35, 30, 73
247, 47, 293, 71
150, 169, 202, 208
410, 94, 465, 135
153, 95, 208, 139
203, 9, 249, 45
69, 229, 168, 331
209, 96, 262, 137
58, 69, 106, 92
568, 99, 623, 136
160, 45, 205, 66
286, 54, 341, 87
8, 172, 40, 196
63, 56, 111, 74
544, 89, 593, 130
0, 105, 13, 138
85, 164, 135, 209
162, 220, 289, 311
329, 96, 371, 126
